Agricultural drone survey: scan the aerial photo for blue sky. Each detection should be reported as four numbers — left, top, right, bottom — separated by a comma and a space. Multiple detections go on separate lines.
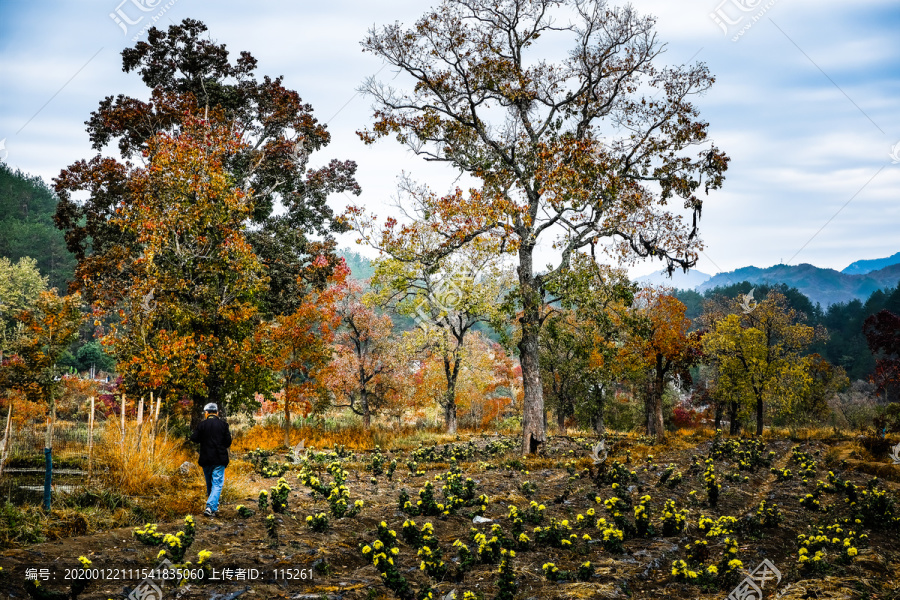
1, 0, 898, 279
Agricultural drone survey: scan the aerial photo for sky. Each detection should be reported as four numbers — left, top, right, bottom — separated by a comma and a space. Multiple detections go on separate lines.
1, 0, 898, 280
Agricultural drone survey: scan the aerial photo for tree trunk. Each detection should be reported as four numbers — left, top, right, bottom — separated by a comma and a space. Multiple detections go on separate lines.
728, 400, 739, 435
592, 385, 606, 435
190, 395, 204, 431
714, 401, 723, 431
363, 395, 371, 428
557, 406, 566, 432
284, 385, 292, 448
756, 394, 764, 436
518, 250, 546, 455
647, 354, 666, 441
445, 401, 458, 435
443, 354, 460, 434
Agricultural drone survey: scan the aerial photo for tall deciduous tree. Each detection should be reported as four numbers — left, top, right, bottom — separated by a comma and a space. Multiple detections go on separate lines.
0, 256, 48, 358
102, 114, 277, 424
360, 224, 514, 433
0, 290, 83, 509
55, 20, 359, 316
328, 282, 405, 427
703, 291, 824, 435
356, 0, 728, 453
53, 20, 360, 424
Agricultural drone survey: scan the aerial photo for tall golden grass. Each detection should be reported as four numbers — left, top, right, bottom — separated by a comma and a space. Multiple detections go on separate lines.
93, 419, 190, 496
91, 419, 256, 517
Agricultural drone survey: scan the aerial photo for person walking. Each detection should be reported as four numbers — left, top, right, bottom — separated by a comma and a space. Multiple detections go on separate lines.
190, 402, 232, 517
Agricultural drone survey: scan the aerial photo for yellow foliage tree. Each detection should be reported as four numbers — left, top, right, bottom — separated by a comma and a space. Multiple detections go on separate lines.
703, 291, 825, 435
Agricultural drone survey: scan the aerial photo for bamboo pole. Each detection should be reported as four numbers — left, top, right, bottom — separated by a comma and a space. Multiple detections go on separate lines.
151, 392, 160, 461
88, 396, 94, 479
0, 402, 12, 477
136, 397, 144, 452
120, 394, 126, 466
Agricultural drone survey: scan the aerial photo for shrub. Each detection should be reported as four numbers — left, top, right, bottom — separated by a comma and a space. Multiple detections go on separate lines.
306, 512, 329, 532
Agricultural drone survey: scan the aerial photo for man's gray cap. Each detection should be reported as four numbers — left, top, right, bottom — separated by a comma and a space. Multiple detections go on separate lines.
204, 403, 218, 412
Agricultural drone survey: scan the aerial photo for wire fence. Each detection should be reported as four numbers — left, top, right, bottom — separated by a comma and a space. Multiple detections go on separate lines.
2, 421, 98, 462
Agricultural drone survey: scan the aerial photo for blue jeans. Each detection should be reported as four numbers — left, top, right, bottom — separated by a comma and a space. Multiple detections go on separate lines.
202, 465, 226, 512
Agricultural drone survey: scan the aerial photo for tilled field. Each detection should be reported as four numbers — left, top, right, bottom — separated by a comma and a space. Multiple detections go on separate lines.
2, 432, 900, 600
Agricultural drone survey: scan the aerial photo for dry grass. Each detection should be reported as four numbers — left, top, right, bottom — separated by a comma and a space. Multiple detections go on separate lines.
231, 422, 470, 454
93, 419, 192, 496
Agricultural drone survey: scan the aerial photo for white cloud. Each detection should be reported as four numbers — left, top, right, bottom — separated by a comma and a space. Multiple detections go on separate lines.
0, 0, 897, 277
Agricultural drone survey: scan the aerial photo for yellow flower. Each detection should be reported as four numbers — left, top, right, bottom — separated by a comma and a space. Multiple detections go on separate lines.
847, 547, 858, 557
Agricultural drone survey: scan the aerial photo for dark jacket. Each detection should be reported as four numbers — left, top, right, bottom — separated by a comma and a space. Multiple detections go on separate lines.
190, 415, 232, 467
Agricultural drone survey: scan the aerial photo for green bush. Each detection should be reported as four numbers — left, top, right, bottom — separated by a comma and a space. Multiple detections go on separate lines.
0, 502, 44, 544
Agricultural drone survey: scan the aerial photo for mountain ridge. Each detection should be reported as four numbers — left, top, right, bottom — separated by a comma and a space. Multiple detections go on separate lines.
696, 262, 900, 307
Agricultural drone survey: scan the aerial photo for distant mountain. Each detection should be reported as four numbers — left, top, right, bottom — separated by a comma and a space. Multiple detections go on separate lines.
697, 263, 900, 307
842, 251, 900, 275
636, 268, 710, 290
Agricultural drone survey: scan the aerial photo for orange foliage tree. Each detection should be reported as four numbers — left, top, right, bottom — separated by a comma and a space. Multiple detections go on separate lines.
1, 291, 84, 441
617, 290, 701, 441
53, 20, 360, 426
256, 257, 350, 445
410, 331, 520, 429
96, 114, 279, 426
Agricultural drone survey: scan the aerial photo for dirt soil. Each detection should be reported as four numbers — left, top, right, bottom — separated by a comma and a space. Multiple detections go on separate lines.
2, 433, 900, 600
